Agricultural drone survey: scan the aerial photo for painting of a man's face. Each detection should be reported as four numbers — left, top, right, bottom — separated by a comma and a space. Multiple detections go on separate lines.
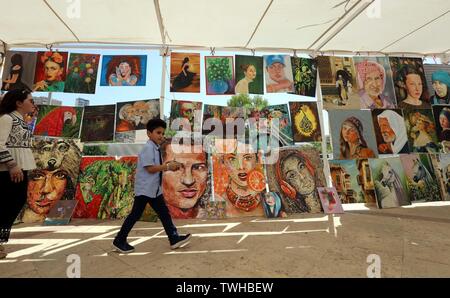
378, 117, 396, 143
27, 169, 68, 214
162, 144, 208, 210
281, 155, 315, 195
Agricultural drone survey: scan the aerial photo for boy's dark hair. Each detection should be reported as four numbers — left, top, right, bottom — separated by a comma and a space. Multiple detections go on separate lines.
146, 118, 166, 132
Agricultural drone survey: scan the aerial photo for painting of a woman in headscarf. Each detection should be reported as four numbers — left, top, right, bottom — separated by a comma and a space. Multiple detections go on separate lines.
372, 109, 409, 154
433, 106, 450, 149
261, 192, 286, 218
355, 59, 396, 109
430, 70, 450, 105
339, 117, 376, 159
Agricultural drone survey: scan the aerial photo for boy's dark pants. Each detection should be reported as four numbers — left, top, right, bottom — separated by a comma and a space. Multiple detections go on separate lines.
116, 194, 178, 243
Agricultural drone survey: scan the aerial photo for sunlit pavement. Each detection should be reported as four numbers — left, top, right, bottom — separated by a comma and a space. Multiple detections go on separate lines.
1, 202, 450, 277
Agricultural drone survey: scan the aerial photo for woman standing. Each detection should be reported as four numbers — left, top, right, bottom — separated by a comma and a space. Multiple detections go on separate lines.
171, 57, 196, 91
0, 88, 37, 259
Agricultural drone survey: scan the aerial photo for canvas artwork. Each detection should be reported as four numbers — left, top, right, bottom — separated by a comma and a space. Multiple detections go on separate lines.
44, 200, 78, 225
328, 110, 378, 160
389, 57, 430, 109
80, 105, 116, 142
432, 105, 450, 151
202, 104, 224, 136
371, 109, 409, 154
403, 108, 439, 153
33, 105, 83, 138
64, 53, 100, 94
317, 187, 344, 214
170, 52, 200, 93
261, 192, 287, 218
21, 139, 82, 223
234, 55, 264, 94
353, 56, 397, 109
169, 99, 203, 133
205, 56, 235, 95
264, 55, 294, 93
434, 154, 450, 200
115, 99, 160, 132
115, 131, 136, 143
289, 101, 322, 142
290, 57, 317, 97
317, 56, 360, 109
261, 104, 293, 146
202, 200, 227, 220
100, 55, 147, 86
400, 154, 441, 202
33, 51, 69, 92
329, 159, 377, 205
1, 51, 37, 91
74, 156, 137, 219
369, 157, 411, 209
82, 144, 108, 156
160, 140, 211, 219
265, 145, 325, 214
212, 139, 266, 218
424, 64, 450, 105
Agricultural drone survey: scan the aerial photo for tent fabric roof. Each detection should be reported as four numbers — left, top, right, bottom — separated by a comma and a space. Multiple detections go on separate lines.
1, 0, 449, 57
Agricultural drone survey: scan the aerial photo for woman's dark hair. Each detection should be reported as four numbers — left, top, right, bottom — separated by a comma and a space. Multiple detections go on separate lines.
240, 64, 251, 72
0, 88, 32, 115
146, 118, 167, 132
182, 57, 189, 64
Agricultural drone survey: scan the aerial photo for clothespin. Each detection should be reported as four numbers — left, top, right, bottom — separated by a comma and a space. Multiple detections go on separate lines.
210, 47, 215, 56
293, 49, 298, 58
250, 49, 256, 56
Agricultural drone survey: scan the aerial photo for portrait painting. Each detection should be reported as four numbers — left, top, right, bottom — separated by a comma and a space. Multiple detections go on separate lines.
33, 51, 69, 92
115, 99, 160, 132
169, 99, 202, 133
100, 55, 147, 86
403, 108, 439, 153
264, 55, 294, 93
234, 55, 264, 94
371, 109, 409, 154
170, 52, 200, 93
1, 51, 37, 91
80, 105, 116, 142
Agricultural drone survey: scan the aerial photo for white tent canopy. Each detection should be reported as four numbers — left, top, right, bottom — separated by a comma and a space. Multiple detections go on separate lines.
1, 0, 449, 58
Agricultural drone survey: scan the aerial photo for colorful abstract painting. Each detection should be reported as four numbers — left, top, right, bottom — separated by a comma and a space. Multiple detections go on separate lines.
169, 99, 203, 133
21, 139, 82, 223
290, 57, 317, 97
33, 51, 68, 92
212, 139, 265, 218
80, 105, 116, 142
170, 52, 200, 92
403, 108, 439, 153
64, 53, 100, 94
115, 99, 160, 132
1, 51, 37, 91
264, 55, 294, 93
371, 109, 409, 154
389, 57, 430, 108
265, 145, 325, 214
289, 101, 322, 142
369, 157, 411, 209
328, 110, 378, 159
234, 55, 264, 94
317, 56, 360, 109
74, 156, 137, 219
33, 105, 83, 138
400, 154, 441, 202
353, 56, 397, 109
100, 55, 147, 86
205, 56, 235, 95
317, 187, 344, 214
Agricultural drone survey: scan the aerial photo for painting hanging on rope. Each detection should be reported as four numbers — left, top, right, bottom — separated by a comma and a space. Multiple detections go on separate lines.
329, 159, 377, 205
212, 139, 266, 218
33, 51, 69, 92
234, 55, 264, 95
160, 140, 211, 219
317, 56, 360, 110
400, 154, 441, 202
424, 63, 450, 105
80, 105, 116, 142
371, 109, 409, 155
205, 56, 235, 95
289, 101, 322, 142
328, 109, 378, 160
317, 187, 344, 214
1, 51, 37, 91
290, 57, 317, 97
33, 105, 83, 138
170, 52, 200, 93
353, 56, 397, 109
265, 145, 325, 214
73, 156, 137, 219
389, 57, 430, 109
264, 55, 294, 93
403, 108, 439, 153
20, 139, 82, 223
368, 157, 411, 209
100, 55, 147, 86
115, 99, 160, 132
64, 53, 100, 94
169, 99, 203, 133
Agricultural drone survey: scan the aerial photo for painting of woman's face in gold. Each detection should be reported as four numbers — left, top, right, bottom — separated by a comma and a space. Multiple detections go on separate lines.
223, 152, 257, 188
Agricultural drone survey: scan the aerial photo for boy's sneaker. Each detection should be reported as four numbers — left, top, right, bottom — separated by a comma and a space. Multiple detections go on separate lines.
170, 234, 192, 250
112, 238, 135, 253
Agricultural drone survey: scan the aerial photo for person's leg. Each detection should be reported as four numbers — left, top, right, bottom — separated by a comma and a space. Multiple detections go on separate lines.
148, 194, 178, 242
115, 195, 149, 243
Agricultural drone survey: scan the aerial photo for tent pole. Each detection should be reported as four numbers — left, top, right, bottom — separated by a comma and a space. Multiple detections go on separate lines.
154, 0, 167, 120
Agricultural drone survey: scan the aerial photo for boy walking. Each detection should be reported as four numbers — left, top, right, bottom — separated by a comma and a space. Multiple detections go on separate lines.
113, 118, 191, 253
